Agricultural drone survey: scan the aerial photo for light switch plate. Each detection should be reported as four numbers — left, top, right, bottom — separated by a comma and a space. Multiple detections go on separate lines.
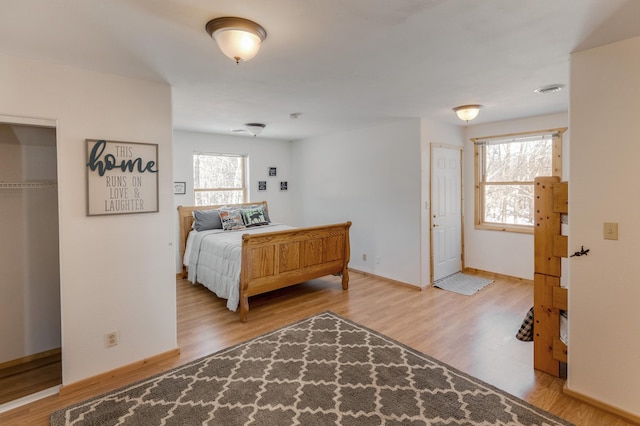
603, 222, 618, 240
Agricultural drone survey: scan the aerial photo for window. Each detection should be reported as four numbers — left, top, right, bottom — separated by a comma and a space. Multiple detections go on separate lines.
473, 128, 565, 233
193, 153, 247, 206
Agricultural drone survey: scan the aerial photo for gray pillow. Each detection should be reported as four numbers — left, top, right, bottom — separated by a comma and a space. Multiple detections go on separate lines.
192, 209, 223, 231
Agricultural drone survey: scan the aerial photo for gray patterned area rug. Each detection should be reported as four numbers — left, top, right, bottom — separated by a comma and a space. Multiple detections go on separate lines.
51, 312, 571, 426
434, 272, 494, 296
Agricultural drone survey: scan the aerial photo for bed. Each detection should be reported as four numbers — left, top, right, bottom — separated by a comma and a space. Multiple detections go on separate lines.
177, 201, 351, 322
532, 176, 568, 377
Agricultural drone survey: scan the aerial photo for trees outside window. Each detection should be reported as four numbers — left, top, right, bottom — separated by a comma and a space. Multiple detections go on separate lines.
473, 128, 565, 233
193, 153, 247, 206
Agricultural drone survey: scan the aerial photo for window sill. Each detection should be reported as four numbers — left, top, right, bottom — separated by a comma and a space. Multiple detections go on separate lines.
475, 223, 533, 234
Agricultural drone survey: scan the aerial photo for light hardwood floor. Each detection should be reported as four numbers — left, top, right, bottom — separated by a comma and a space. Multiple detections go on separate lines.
0, 270, 632, 425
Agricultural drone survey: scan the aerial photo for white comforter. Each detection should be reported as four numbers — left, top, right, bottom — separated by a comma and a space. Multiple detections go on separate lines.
185, 224, 294, 311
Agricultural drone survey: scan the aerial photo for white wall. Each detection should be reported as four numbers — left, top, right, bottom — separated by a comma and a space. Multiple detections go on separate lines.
291, 119, 424, 286
0, 53, 176, 385
172, 130, 293, 272
175, 118, 462, 287
463, 113, 569, 279
568, 36, 640, 416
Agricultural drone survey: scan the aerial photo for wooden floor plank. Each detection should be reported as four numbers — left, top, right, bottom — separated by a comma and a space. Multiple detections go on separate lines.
0, 271, 631, 425
0, 353, 61, 405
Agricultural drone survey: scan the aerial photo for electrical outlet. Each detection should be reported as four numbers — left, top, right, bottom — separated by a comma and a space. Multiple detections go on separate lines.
362, 254, 367, 261
105, 331, 119, 348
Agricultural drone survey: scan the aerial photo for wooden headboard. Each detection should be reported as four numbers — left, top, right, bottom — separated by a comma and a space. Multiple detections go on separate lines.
177, 201, 269, 276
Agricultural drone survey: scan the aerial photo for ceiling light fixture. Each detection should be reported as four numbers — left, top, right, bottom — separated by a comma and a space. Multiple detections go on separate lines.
244, 122, 266, 137
230, 122, 266, 137
453, 104, 482, 122
205, 17, 267, 64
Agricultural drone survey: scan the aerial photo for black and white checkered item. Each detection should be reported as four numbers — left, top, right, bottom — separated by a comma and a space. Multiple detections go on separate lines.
516, 307, 534, 341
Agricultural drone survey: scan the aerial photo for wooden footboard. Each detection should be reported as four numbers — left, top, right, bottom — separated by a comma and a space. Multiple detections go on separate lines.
177, 203, 351, 322
239, 221, 351, 322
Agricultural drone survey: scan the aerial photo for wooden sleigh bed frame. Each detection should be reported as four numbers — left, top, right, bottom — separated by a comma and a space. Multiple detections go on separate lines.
178, 202, 351, 322
533, 176, 569, 377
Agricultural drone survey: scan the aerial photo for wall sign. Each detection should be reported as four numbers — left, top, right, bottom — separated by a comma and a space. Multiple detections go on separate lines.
86, 139, 159, 216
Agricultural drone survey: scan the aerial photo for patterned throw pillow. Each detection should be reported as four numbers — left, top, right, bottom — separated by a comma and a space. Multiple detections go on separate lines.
243, 204, 271, 223
219, 208, 246, 231
240, 206, 269, 227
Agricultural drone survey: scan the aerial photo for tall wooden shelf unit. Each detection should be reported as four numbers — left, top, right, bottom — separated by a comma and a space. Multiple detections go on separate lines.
533, 176, 569, 377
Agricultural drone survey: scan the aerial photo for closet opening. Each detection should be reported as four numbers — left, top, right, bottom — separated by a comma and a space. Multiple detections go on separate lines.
0, 116, 61, 409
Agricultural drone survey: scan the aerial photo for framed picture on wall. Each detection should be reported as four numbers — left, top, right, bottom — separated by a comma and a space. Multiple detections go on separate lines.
174, 182, 186, 194
258, 181, 267, 191
86, 139, 159, 216
280, 181, 288, 191
268, 167, 277, 177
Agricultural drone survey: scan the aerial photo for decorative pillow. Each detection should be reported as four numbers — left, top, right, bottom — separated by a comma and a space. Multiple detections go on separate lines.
240, 206, 269, 227
243, 204, 271, 223
219, 208, 246, 231
192, 209, 223, 231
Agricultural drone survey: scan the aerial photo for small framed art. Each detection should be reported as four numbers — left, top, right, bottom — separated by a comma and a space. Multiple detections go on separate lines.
280, 181, 288, 191
268, 167, 277, 177
258, 181, 267, 191
174, 182, 186, 194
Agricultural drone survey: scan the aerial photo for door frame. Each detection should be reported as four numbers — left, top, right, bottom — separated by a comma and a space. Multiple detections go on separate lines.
429, 143, 464, 283
0, 114, 61, 407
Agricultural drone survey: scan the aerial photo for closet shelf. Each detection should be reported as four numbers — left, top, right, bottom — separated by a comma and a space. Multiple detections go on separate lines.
0, 181, 57, 189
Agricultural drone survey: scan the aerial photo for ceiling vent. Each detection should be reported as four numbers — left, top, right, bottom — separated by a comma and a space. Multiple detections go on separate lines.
534, 84, 566, 94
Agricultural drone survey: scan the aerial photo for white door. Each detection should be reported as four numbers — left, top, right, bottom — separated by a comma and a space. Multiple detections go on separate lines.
431, 145, 462, 282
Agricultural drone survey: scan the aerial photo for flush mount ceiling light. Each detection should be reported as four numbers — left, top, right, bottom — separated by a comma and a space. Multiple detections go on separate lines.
244, 122, 266, 136
232, 122, 266, 137
534, 84, 566, 94
453, 104, 482, 122
205, 17, 267, 64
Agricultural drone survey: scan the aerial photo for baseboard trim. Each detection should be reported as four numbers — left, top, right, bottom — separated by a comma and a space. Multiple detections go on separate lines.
59, 348, 180, 396
348, 268, 423, 290
0, 347, 61, 371
462, 267, 534, 285
563, 385, 640, 425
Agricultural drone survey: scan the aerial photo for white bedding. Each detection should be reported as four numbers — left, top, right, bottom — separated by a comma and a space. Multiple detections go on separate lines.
184, 224, 294, 311
560, 311, 568, 345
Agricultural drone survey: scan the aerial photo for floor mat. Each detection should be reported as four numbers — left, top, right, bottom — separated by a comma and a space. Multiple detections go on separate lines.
434, 272, 493, 295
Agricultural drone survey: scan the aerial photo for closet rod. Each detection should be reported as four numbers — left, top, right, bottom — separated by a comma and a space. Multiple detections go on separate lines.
0, 181, 57, 189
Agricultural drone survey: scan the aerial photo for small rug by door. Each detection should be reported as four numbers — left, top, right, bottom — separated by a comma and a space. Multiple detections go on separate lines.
51, 312, 571, 426
434, 272, 494, 296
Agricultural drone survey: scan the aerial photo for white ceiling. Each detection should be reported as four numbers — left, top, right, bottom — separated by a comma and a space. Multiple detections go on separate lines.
1, 0, 640, 140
